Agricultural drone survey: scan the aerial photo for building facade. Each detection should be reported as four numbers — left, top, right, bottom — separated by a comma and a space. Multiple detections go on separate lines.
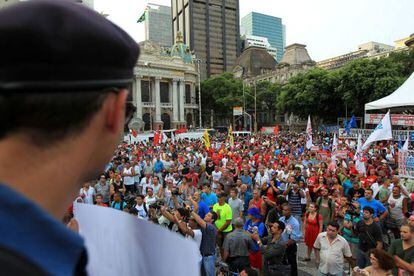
171, 0, 240, 80
132, 38, 199, 131
145, 3, 173, 48
239, 43, 315, 85
317, 39, 411, 71
241, 12, 285, 62
241, 34, 277, 60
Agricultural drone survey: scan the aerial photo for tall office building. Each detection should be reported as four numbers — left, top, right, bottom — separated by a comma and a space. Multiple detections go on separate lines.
241, 12, 285, 62
145, 4, 173, 48
241, 35, 277, 60
171, 0, 240, 80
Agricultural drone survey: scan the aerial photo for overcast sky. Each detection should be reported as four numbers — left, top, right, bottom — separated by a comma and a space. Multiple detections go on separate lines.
95, 0, 414, 61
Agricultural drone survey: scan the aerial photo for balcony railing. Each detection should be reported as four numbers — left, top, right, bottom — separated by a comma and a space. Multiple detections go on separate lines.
184, 103, 199, 109
161, 103, 172, 108
142, 102, 155, 107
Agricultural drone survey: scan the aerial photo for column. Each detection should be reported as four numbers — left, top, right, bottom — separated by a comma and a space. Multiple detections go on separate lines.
135, 76, 142, 120
191, 83, 196, 104
179, 79, 185, 123
154, 77, 161, 122
172, 79, 179, 123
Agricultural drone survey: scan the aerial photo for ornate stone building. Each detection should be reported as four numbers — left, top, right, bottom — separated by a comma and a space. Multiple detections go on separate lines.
235, 43, 315, 84
132, 35, 199, 131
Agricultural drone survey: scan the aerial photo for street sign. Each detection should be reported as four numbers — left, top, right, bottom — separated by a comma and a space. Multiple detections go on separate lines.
233, 106, 243, 116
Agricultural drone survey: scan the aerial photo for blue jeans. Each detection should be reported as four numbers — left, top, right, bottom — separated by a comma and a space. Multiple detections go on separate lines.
202, 255, 215, 276
356, 249, 370, 269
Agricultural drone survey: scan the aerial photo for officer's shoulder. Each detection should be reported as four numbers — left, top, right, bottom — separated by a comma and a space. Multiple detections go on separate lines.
0, 245, 46, 276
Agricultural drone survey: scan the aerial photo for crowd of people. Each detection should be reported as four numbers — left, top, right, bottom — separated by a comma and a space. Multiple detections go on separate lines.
65, 131, 414, 276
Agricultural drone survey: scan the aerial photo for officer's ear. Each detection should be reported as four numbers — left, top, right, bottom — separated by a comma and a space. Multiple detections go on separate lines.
104, 89, 128, 134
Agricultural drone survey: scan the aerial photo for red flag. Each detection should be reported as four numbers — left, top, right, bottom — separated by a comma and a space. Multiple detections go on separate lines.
131, 129, 138, 138
153, 131, 160, 146
273, 125, 279, 135
175, 127, 188, 134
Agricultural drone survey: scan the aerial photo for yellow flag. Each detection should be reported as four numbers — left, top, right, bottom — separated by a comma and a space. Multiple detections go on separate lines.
202, 130, 210, 150
228, 125, 234, 147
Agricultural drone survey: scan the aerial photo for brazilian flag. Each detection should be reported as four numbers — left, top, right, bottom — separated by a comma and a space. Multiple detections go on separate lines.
137, 11, 146, 23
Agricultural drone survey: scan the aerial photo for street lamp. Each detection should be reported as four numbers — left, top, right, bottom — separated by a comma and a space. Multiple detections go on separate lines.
242, 79, 257, 133
144, 62, 153, 130
195, 58, 202, 129
254, 79, 257, 133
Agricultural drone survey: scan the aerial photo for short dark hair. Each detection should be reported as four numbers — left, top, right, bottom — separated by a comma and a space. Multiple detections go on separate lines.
0, 91, 108, 147
327, 221, 340, 230
365, 188, 374, 194
274, 221, 285, 232
363, 206, 375, 214
218, 192, 227, 199
209, 210, 218, 222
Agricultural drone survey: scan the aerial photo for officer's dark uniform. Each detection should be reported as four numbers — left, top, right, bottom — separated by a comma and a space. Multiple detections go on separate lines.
0, 1, 139, 275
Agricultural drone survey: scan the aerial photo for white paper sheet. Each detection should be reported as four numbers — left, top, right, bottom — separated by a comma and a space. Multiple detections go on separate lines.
74, 203, 199, 276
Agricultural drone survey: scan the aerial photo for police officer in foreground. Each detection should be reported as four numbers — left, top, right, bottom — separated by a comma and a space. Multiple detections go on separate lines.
0, 0, 139, 275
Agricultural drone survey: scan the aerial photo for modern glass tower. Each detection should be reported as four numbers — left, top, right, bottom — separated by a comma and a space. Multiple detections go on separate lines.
241, 12, 285, 62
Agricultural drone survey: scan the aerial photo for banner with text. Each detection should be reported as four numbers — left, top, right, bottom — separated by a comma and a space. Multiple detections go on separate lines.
339, 128, 413, 140
365, 114, 414, 127
398, 150, 414, 179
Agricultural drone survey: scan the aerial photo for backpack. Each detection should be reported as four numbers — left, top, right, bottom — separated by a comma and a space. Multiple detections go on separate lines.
133, 202, 148, 218
316, 197, 333, 218
112, 200, 125, 211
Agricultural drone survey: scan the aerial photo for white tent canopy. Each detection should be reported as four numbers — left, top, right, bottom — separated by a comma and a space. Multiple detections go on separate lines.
365, 72, 414, 110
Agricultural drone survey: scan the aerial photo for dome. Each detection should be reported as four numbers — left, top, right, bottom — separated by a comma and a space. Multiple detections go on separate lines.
233, 47, 277, 78
167, 31, 194, 63
280, 43, 315, 66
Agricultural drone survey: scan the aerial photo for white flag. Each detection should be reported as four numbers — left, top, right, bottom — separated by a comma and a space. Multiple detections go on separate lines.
362, 110, 392, 150
306, 115, 312, 135
171, 131, 175, 143
162, 132, 168, 143
402, 136, 409, 151
332, 133, 338, 161
332, 133, 338, 152
306, 115, 313, 149
355, 134, 366, 175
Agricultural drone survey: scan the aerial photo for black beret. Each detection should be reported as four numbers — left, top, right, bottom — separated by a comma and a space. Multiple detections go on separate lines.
0, 0, 140, 91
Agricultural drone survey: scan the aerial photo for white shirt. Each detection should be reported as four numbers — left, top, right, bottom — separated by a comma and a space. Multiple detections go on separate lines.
135, 204, 148, 219
255, 172, 270, 186
133, 165, 141, 182
145, 195, 157, 205
123, 167, 135, 185
189, 229, 203, 262
140, 177, 152, 194
79, 187, 95, 204
314, 232, 352, 275
212, 170, 222, 181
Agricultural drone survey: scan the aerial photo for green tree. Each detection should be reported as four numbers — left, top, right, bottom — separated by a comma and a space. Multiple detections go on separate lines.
337, 58, 405, 116
201, 72, 244, 114
276, 68, 341, 122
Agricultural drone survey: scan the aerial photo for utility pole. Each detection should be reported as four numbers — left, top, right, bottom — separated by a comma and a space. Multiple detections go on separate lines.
254, 79, 257, 133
